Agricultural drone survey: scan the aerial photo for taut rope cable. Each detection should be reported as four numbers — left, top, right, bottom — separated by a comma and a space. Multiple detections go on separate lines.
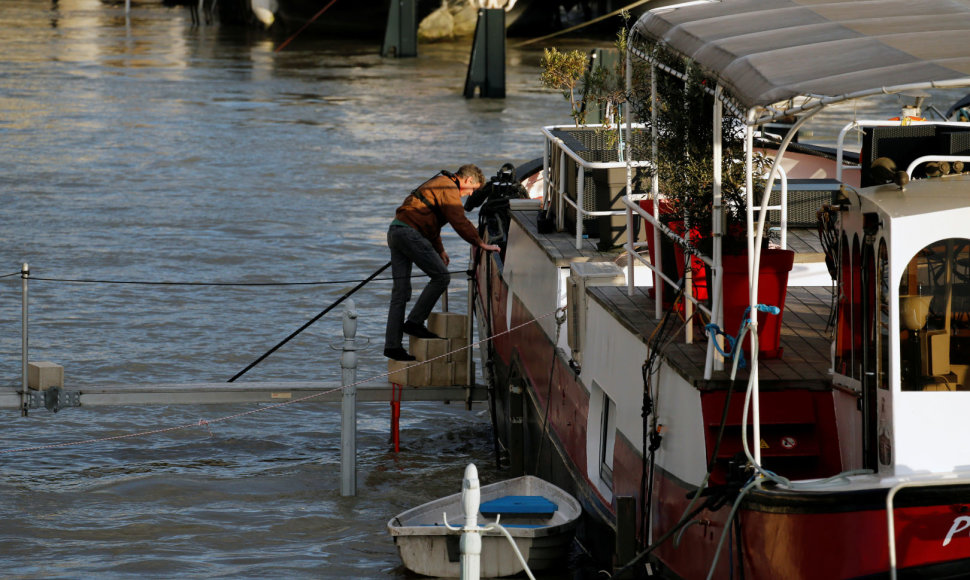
274, 0, 341, 53
512, 0, 652, 48
0, 272, 20, 279
21, 269, 474, 287
0, 305, 562, 456
228, 261, 392, 382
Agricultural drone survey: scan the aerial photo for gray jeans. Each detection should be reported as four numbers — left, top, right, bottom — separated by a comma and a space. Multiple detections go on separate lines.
385, 224, 450, 350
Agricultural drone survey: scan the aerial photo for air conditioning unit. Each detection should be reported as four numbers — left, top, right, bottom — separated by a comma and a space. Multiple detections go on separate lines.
566, 261, 625, 365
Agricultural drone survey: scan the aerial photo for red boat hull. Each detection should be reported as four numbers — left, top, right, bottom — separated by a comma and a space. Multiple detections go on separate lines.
474, 252, 970, 578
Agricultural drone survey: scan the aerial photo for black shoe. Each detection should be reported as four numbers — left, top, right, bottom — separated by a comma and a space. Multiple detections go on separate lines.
384, 347, 416, 361
403, 321, 441, 339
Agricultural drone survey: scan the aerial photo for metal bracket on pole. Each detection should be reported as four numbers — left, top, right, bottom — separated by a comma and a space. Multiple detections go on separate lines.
381, 0, 417, 58
340, 299, 359, 497
25, 387, 81, 413
463, 9, 505, 99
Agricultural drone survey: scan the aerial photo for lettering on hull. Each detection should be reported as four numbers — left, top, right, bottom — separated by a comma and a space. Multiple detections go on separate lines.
944, 516, 970, 547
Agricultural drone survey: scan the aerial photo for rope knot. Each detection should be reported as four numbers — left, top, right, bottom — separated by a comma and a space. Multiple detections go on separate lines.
555, 306, 568, 326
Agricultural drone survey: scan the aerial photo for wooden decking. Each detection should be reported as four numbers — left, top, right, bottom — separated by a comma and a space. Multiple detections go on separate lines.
590, 285, 834, 389
510, 209, 836, 391
512, 209, 618, 266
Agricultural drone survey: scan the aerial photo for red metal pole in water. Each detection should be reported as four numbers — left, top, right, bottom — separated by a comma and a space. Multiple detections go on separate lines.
391, 382, 402, 452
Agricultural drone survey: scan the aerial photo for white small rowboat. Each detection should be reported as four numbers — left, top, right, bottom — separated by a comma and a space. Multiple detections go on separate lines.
387, 475, 581, 578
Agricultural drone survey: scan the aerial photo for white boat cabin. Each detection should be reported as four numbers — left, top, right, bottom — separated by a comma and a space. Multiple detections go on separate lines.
836, 163, 970, 475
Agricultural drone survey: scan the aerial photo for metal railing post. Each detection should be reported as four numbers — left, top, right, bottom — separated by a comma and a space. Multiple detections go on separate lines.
21, 263, 29, 417
340, 299, 359, 496
576, 166, 585, 249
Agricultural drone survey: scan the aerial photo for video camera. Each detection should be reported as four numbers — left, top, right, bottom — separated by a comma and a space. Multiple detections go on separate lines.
464, 163, 525, 212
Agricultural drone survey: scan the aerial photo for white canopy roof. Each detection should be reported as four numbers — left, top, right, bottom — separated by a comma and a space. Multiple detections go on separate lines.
632, 0, 970, 115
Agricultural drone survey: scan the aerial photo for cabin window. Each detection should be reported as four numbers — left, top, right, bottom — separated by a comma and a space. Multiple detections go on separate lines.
878, 239, 890, 390
851, 236, 863, 379
599, 391, 616, 490
898, 238, 970, 391
835, 233, 864, 379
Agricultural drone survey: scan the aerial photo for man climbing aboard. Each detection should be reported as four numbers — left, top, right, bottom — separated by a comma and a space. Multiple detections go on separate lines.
384, 164, 500, 361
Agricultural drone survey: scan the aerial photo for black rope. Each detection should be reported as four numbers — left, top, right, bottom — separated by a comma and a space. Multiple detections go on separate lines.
0, 272, 20, 279
22, 269, 472, 288
476, 248, 503, 471
227, 261, 392, 383
614, 500, 713, 577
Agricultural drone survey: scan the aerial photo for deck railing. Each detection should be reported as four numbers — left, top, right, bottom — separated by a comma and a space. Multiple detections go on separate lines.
541, 124, 652, 251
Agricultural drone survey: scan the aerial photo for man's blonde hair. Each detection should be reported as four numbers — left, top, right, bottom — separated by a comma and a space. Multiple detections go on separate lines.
456, 164, 485, 187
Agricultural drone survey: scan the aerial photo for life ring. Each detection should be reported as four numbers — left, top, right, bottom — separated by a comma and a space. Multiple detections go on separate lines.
888, 116, 927, 126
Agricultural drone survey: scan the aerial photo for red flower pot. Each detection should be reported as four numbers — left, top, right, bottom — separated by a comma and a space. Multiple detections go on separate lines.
721, 248, 795, 359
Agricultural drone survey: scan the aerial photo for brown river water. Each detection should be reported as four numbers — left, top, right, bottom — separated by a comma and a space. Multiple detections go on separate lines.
2, 1, 953, 577
0, 1, 601, 577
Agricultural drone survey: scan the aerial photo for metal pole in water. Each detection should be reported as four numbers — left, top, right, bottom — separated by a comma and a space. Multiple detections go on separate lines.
340, 299, 359, 496
460, 463, 482, 580
20, 263, 29, 417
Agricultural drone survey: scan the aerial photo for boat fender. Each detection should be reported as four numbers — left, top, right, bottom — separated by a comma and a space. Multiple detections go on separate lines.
888, 115, 926, 125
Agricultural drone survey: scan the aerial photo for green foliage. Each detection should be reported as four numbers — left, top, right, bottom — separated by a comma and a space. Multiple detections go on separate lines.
629, 41, 769, 251
539, 25, 639, 140
539, 48, 590, 125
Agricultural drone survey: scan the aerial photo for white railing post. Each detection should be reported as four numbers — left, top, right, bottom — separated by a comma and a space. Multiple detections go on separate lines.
460, 463, 482, 580
557, 149, 566, 232
576, 166, 585, 249
340, 299, 359, 496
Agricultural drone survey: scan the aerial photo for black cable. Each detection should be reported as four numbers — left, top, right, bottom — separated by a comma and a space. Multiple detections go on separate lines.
734, 511, 745, 580
23, 269, 472, 288
476, 252, 503, 471
0, 272, 20, 279
640, 280, 686, 543
614, 500, 713, 577
227, 261, 392, 383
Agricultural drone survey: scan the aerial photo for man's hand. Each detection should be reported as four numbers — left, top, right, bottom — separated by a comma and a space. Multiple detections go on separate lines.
439, 250, 450, 266
480, 243, 500, 253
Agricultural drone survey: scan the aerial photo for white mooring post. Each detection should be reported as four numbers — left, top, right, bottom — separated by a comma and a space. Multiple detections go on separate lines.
460, 463, 482, 580
20, 263, 29, 417
340, 299, 358, 497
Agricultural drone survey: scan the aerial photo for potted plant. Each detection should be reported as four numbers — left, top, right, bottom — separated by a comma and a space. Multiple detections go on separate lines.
629, 43, 795, 358
538, 28, 653, 250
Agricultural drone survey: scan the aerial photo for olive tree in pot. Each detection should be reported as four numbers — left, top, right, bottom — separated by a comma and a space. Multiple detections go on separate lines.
538, 29, 653, 250
629, 43, 794, 358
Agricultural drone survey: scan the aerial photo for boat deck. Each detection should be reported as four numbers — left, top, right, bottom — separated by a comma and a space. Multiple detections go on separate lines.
511, 209, 834, 390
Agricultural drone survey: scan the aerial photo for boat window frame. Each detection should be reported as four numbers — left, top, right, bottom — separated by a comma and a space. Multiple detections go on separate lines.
598, 389, 616, 491
897, 237, 970, 391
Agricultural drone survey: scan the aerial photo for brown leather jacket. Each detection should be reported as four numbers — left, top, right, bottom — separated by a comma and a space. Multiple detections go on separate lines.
394, 173, 484, 254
